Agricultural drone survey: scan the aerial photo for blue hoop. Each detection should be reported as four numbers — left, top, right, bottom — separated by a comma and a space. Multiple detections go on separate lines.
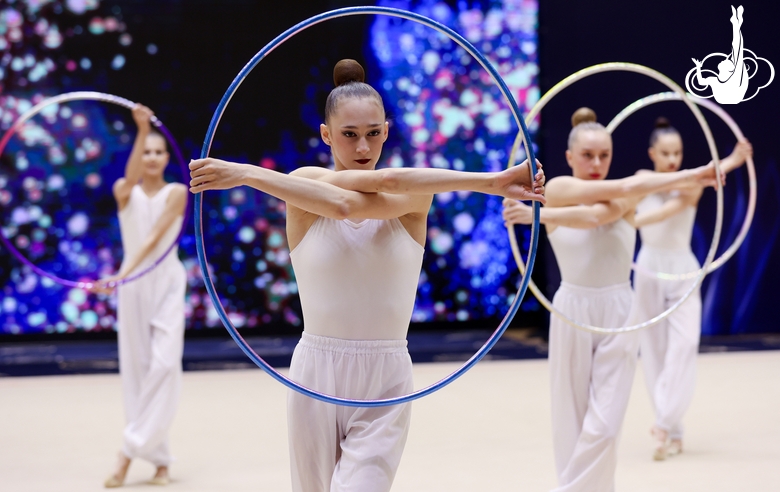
194, 6, 541, 407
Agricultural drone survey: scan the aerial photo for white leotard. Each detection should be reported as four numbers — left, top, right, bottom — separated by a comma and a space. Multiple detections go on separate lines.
637, 192, 696, 252
290, 217, 424, 340
118, 183, 183, 274
547, 219, 636, 288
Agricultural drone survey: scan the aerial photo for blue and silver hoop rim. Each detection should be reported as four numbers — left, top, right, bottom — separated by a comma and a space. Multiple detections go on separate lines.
193, 6, 541, 407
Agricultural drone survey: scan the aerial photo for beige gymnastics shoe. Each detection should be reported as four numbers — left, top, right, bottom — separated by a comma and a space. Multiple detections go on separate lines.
104, 475, 124, 488
667, 439, 683, 457
149, 466, 170, 486
149, 476, 169, 486
651, 427, 669, 461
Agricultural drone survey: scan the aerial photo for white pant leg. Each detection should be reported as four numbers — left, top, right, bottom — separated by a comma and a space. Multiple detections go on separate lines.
636, 271, 669, 429
549, 321, 592, 477
118, 266, 185, 466
636, 248, 701, 440
288, 340, 340, 492
655, 278, 701, 440
288, 334, 412, 492
550, 283, 638, 492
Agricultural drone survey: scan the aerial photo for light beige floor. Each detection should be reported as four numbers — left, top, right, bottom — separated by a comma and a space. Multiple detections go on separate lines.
0, 351, 778, 491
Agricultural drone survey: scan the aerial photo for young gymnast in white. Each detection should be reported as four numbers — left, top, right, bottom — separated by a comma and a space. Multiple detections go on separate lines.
502, 107, 720, 492
188, 59, 546, 492
96, 104, 188, 488
634, 117, 751, 460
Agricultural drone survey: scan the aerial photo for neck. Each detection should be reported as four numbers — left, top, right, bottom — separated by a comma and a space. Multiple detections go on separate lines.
140, 174, 166, 188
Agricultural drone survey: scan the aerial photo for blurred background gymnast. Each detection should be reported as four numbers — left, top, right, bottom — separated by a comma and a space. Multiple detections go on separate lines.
633, 117, 752, 461
95, 104, 188, 488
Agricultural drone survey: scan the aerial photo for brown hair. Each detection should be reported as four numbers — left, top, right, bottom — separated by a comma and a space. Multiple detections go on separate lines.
649, 116, 680, 147
323, 59, 384, 123
567, 107, 608, 150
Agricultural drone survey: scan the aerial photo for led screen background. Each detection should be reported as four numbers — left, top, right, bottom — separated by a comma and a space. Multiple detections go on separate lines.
0, 0, 542, 335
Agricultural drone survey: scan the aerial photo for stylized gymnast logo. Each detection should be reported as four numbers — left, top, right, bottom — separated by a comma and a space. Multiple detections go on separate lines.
685, 5, 774, 104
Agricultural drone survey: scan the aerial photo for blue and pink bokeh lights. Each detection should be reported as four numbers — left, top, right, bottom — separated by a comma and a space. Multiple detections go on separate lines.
0, 0, 540, 335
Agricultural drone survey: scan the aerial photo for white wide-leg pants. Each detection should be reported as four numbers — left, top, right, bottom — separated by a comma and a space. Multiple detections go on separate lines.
117, 263, 186, 466
549, 282, 639, 492
287, 333, 413, 492
635, 247, 701, 440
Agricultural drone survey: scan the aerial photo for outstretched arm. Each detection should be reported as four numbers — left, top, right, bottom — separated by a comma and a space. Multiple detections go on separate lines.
503, 197, 634, 230
544, 163, 719, 208
319, 160, 546, 203
716, 139, 752, 174
634, 192, 699, 228
113, 104, 154, 210
93, 185, 187, 293
189, 158, 428, 221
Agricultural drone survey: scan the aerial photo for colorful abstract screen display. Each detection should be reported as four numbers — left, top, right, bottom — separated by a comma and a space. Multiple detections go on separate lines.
0, 0, 540, 335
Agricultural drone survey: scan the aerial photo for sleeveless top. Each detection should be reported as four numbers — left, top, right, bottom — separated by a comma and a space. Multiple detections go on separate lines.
637, 192, 696, 252
118, 183, 183, 275
290, 217, 424, 340
547, 219, 635, 288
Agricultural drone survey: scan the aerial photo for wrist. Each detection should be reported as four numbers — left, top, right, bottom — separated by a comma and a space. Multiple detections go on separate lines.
238, 162, 254, 186
487, 172, 500, 194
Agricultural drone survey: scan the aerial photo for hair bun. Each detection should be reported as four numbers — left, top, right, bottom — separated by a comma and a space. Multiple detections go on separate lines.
333, 59, 365, 87
571, 107, 597, 128
654, 116, 671, 129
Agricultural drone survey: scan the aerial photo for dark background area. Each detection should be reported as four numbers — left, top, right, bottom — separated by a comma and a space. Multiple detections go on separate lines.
536, 0, 779, 335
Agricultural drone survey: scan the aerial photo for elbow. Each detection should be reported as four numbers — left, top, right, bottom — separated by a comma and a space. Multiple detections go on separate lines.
590, 216, 607, 228
621, 181, 639, 197
377, 169, 401, 193
332, 195, 353, 220
579, 214, 607, 229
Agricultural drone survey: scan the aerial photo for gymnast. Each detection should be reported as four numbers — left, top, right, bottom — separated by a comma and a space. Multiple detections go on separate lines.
189, 59, 545, 492
634, 117, 752, 460
95, 104, 188, 488
502, 107, 719, 491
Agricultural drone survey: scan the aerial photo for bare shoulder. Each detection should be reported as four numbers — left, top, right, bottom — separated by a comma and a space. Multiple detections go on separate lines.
545, 176, 577, 191
165, 183, 188, 213
634, 169, 653, 176
544, 176, 578, 205
289, 166, 332, 179
167, 182, 188, 196
112, 177, 128, 196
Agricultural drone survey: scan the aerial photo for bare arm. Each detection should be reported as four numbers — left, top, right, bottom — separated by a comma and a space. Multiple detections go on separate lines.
503, 197, 635, 230
189, 159, 430, 221
715, 140, 752, 174
320, 159, 546, 203
634, 192, 699, 229
545, 163, 717, 208
113, 104, 154, 210
189, 159, 433, 250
